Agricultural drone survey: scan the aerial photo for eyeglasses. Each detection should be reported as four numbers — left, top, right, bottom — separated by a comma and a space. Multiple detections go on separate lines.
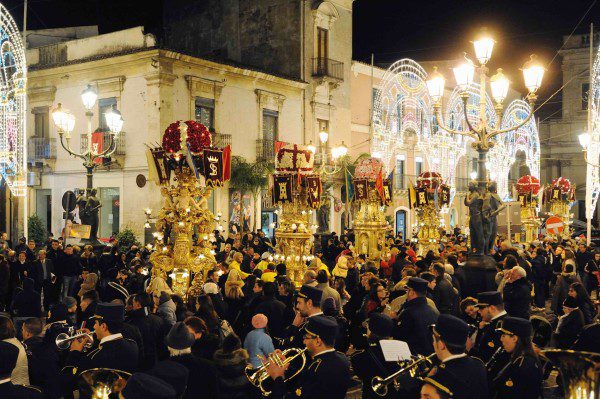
303, 334, 318, 340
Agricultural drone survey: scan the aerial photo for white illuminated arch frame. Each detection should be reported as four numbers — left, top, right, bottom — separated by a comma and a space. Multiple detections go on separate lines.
587, 46, 600, 220
0, 4, 26, 197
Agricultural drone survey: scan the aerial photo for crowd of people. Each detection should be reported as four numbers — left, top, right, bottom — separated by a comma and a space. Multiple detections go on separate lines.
0, 227, 598, 399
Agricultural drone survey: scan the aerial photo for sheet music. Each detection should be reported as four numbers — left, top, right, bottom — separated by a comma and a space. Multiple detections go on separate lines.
380, 339, 412, 362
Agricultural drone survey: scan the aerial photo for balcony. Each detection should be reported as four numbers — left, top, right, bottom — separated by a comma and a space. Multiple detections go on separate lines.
312, 57, 344, 81
212, 132, 232, 148
27, 137, 56, 163
256, 139, 275, 162
80, 132, 126, 156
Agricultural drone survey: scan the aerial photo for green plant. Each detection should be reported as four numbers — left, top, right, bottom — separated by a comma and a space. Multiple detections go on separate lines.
115, 228, 141, 253
230, 156, 273, 231
27, 214, 48, 245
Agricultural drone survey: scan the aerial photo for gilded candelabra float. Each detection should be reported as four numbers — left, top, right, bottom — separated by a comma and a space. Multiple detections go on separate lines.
351, 157, 391, 259
543, 177, 575, 239
516, 175, 541, 243
145, 120, 230, 298
410, 172, 451, 255
272, 144, 320, 286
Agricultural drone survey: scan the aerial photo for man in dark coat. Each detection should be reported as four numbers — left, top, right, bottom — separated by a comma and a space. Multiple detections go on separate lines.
57, 245, 80, 299
254, 282, 287, 339
11, 278, 42, 319
432, 263, 459, 315
502, 266, 531, 319
22, 318, 62, 399
473, 291, 507, 363
393, 277, 440, 355
530, 247, 547, 309
125, 294, 167, 371
0, 342, 43, 399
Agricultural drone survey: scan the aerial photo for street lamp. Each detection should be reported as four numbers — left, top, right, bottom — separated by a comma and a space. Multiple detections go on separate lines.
315, 131, 348, 176
52, 84, 124, 190
426, 30, 545, 190
578, 132, 599, 168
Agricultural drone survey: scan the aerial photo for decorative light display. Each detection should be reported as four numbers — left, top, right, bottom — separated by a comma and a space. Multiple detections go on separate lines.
585, 45, 600, 222
0, 4, 27, 196
372, 59, 433, 174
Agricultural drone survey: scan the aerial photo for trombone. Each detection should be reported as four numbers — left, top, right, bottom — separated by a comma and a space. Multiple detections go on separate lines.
245, 347, 308, 396
56, 330, 95, 350
371, 353, 436, 397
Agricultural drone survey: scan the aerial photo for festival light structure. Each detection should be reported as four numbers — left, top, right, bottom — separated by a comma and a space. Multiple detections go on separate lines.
0, 4, 27, 236
426, 30, 544, 191
578, 43, 600, 245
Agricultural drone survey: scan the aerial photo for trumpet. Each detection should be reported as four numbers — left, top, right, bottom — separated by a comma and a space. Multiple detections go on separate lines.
245, 347, 307, 396
56, 330, 95, 350
371, 353, 436, 397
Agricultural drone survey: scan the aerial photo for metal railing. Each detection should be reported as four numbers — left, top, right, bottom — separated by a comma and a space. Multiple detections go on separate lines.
38, 43, 67, 66
80, 132, 126, 156
256, 139, 275, 162
312, 57, 344, 81
27, 137, 56, 162
212, 132, 232, 148
261, 188, 274, 210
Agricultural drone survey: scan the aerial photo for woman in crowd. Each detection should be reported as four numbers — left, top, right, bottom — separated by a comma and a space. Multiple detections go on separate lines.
243, 313, 274, 369
225, 268, 245, 325
213, 333, 252, 399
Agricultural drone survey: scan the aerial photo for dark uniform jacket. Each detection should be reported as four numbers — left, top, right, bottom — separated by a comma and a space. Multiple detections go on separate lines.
0, 381, 43, 399
429, 355, 489, 399
491, 354, 542, 399
272, 350, 351, 399
475, 312, 507, 362
502, 278, 531, 319
350, 341, 400, 399
393, 296, 439, 356
125, 308, 166, 370
171, 354, 219, 399
64, 334, 138, 376
277, 313, 324, 349
24, 336, 62, 399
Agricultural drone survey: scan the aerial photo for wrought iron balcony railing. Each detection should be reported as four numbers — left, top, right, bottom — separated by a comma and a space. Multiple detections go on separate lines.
27, 137, 56, 163
212, 132, 232, 148
80, 132, 126, 156
256, 139, 276, 162
312, 57, 344, 81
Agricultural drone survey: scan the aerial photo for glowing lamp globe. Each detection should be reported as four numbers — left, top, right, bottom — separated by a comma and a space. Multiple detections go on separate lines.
426, 66, 445, 102
81, 84, 98, 110
473, 35, 495, 65
453, 61, 475, 89
578, 132, 591, 149
522, 55, 545, 94
490, 68, 509, 104
104, 106, 124, 134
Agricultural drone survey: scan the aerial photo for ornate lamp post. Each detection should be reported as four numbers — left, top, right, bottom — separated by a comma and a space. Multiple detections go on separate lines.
426, 31, 545, 191
51, 84, 124, 190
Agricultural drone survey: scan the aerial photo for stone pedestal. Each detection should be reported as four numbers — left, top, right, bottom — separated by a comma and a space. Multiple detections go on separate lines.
461, 255, 498, 298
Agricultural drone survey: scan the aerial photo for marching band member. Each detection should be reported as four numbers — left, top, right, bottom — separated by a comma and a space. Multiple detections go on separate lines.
278, 285, 323, 349
491, 317, 543, 399
266, 315, 351, 399
473, 291, 507, 362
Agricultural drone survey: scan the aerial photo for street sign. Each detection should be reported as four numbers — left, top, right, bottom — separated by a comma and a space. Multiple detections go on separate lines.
62, 191, 77, 213
546, 216, 564, 235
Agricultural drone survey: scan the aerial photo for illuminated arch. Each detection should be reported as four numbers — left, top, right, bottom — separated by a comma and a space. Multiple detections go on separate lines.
587, 46, 600, 220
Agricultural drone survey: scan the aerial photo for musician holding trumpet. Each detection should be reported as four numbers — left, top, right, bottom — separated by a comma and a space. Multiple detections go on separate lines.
264, 315, 351, 399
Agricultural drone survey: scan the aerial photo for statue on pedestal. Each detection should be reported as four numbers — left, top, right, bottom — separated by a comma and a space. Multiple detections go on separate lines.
465, 182, 484, 255
483, 182, 503, 254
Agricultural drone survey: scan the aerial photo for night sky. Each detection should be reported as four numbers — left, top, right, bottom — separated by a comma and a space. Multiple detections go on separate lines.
4, 0, 600, 117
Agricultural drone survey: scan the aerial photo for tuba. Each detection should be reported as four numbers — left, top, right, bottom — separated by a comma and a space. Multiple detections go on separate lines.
78, 368, 131, 399
371, 353, 437, 397
245, 348, 308, 396
541, 349, 600, 399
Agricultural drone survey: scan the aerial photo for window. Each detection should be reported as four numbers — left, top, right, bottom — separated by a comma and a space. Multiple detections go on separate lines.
99, 187, 120, 238
415, 156, 423, 176
32, 107, 49, 137
317, 27, 328, 60
262, 109, 278, 142
395, 157, 405, 189
98, 97, 117, 131
195, 97, 215, 130
582, 83, 590, 110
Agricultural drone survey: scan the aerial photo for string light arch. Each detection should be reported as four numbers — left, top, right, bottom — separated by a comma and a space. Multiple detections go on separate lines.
587, 46, 600, 220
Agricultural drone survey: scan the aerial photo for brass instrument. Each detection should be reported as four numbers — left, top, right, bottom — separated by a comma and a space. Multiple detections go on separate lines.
541, 349, 600, 399
56, 330, 95, 350
79, 368, 131, 399
485, 347, 506, 372
245, 347, 308, 396
371, 353, 437, 397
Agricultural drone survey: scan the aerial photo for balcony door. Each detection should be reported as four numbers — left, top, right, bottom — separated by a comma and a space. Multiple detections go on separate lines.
317, 27, 328, 73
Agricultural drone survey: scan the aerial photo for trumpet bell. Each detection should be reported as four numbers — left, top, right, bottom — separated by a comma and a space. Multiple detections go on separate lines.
541, 349, 600, 399
371, 376, 388, 397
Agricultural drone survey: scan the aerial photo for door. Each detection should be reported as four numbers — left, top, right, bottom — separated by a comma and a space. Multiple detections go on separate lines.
317, 27, 328, 73
395, 210, 406, 240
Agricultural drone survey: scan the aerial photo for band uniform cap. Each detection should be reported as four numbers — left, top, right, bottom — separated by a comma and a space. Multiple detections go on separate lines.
406, 277, 428, 293
430, 314, 469, 346
0, 341, 19, 377
90, 302, 125, 323
149, 360, 190, 397
495, 317, 532, 338
121, 372, 177, 399
368, 313, 394, 338
476, 291, 503, 307
297, 285, 323, 305
423, 372, 454, 397
304, 315, 338, 344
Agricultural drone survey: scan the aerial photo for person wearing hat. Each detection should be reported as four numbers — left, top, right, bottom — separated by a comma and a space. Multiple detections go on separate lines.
491, 317, 543, 399
393, 277, 439, 356
0, 341, 43, 398
473, 291, 507, 362
120, 372, 176, 399
277, 284, 323, 349
165, 322, 218, 399
267, 315, 351, 399
429, 314, 488, 399
554, 296, 585, 349
244, 313, 275, 368
256, 252, 271, 272
350, 313, 400, 399
64, 302, 139, 379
